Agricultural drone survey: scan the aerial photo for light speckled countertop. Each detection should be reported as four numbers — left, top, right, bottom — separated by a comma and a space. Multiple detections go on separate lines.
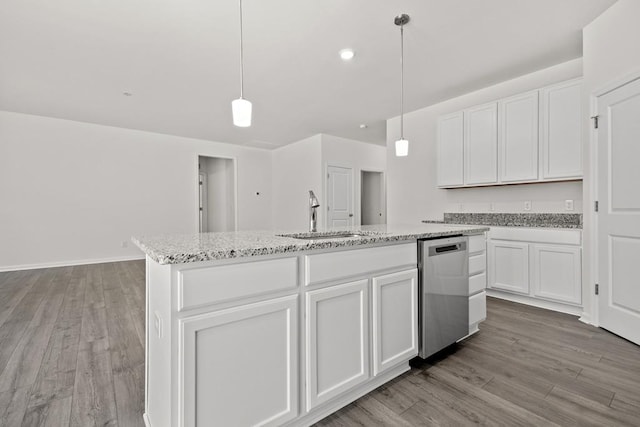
423, 213, 582, 229
132, 224, 489, 265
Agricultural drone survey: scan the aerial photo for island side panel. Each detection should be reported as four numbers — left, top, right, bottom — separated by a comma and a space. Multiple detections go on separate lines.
145, 257, 173, 427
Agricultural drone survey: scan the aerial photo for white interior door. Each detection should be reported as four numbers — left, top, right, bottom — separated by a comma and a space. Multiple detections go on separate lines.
327, 165, 353, 228
596, 76, 640, 345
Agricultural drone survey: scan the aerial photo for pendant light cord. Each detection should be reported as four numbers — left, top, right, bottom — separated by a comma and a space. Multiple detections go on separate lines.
239, 0, 245, 99
400, 23, 404, 140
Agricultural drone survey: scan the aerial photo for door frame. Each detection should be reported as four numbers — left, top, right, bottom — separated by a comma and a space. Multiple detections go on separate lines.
360, 169, 387, 226
324, 163, 355, 229
196, 155, 239, 233
589, 68, 640, 326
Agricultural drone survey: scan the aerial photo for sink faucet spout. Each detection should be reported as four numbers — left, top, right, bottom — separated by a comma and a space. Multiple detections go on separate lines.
309, 190, 320, 232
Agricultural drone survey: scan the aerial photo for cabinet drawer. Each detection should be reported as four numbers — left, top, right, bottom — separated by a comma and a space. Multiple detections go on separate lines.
468, 234, 486, 254
178, 257, 298, 311
305, 243, 417, 285
469, 291, 487, 325
469, 253, 486, 276
469, 273, 486, 295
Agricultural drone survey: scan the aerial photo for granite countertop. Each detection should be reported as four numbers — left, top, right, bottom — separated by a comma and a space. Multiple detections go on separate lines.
423, 213, 582, 229
132, 223, 489, 265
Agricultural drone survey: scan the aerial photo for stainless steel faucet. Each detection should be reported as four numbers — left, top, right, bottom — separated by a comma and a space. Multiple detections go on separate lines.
309, 190, 320, 232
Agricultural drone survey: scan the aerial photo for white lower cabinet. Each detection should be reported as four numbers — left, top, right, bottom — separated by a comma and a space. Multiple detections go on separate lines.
488, 240, 530, 294
469, 291, 487, 325
305, 279, 369, 410
487, 227, 583, 312
371, 269, 418, 376
468, 234, 487, 335
180, 295, 298, 427
531, 244, 582, 305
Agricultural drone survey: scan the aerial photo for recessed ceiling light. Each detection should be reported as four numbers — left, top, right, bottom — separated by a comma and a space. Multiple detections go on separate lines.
359, 124, 368, 129
339, 49, 355, 61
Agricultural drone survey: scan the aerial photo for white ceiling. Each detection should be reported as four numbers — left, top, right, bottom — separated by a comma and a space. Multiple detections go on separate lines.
0, 0, 615, 148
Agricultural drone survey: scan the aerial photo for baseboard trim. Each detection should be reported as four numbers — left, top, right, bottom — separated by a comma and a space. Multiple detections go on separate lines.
0, 254, 145, 272
486, 289, 583, 316
143, 413, 151, 427
283, 362, 410, 427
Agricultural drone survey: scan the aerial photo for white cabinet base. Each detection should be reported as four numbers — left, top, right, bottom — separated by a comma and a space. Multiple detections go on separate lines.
282, 363, 410, 427
486, 289, 582, 316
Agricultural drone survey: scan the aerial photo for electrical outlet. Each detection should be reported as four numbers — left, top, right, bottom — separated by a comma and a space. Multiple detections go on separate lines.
121, 241, 128, 248
565, 199, 574, 211
458, 203, 464, 212
524, 201, 532, 211
489, 203, 495, 211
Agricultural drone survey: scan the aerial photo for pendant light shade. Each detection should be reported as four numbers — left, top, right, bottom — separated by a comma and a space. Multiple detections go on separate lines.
395, 139, 409, 157
394, 14, 410, 157
232, 97, 252, 127
232, 0, 252, 127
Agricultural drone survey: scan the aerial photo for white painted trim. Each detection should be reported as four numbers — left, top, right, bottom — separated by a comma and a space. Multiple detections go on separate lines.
282, 362, 410, 427
588, 92, 600, 327
592, 69, 640, 97
0, 254, 145, 272
486, 289, 582, 316
143, 413, 152, 427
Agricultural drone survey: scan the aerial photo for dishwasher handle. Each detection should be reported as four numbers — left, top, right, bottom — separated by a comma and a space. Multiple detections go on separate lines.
428, 241, 467, 257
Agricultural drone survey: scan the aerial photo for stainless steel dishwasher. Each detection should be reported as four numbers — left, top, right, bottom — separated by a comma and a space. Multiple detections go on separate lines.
418, 236, 469, 358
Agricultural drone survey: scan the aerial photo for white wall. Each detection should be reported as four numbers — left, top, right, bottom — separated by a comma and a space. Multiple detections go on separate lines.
386, 58, 584, 225
0, 111, 272, 270
581, 0, 640, 323
271, 134, 386, 230
271, 135, 322, 231
321, 134, 386, 227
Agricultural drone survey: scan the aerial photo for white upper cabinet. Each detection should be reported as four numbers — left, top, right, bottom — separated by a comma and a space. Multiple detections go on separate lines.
499, 91, 539, 182
541, 79, 583, 179
437, 112, 464, 187
464, 102, 498, 185
437, 78, 583, 188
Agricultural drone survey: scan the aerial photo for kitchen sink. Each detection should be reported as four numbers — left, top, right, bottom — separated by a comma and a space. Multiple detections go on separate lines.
278, 231, 377, 240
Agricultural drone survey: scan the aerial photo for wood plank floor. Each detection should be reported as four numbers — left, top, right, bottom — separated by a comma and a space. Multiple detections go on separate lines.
1, 261, 639, 426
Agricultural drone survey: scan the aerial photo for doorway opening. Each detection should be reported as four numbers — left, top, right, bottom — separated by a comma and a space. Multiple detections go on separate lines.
198, 156, 237, 233
361, 170, 386, 225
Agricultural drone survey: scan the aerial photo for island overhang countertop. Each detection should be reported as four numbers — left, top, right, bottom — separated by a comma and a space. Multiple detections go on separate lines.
132, 223, 489, 265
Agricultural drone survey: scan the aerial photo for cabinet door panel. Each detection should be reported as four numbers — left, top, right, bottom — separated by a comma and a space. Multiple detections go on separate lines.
306, 280, 369, 410
489, 240, 530, 294
465, 102, 498, 185
438, 112, 464, 187
499, 91, 539, 182
531, 244, 582, 305
372, 269, 418, 376
541, 79, 583, 179
180, 296, 298, 427
469, 291, 487, 325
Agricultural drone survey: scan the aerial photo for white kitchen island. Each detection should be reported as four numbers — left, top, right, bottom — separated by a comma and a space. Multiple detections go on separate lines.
133, 224, 488, 427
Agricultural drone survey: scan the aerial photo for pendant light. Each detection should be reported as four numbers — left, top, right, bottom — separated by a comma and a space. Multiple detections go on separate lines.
232, 0, 252, 127
394, 14, 410, 157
